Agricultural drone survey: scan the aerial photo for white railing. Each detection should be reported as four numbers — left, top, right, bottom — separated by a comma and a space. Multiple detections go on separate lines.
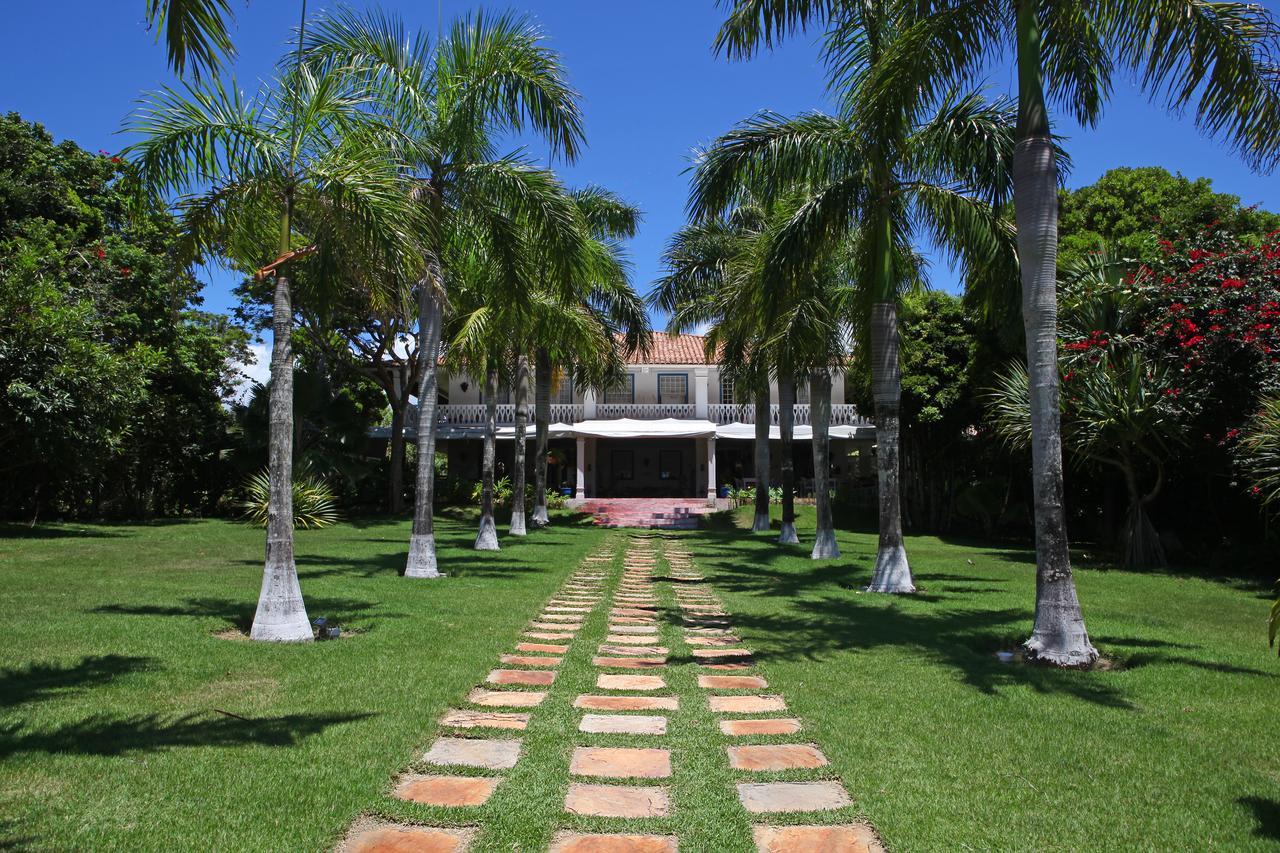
550, 403, 584, 423
435, 403, 515, 425
594, 403, 696, 420
707, 403, 870, 427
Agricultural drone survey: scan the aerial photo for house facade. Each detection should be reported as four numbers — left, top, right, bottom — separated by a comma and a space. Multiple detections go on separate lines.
427, 334, 876, 500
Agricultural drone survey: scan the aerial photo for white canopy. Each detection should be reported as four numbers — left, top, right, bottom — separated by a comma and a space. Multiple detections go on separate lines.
569, 418, 718, 439
714, 422, 873, 441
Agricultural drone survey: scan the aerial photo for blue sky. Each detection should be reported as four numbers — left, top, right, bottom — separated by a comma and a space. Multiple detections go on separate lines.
4, 0, 1278, 328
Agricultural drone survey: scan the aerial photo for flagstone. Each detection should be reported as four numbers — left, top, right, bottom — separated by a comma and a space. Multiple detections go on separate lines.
599, 644, 668, 656
439, 709, 530, 730
538, 613, 587, 623
574, 694, 679, 711
691, 648, 752, 658
564, 783, 671, 818
341, 822, 472, 853
393, 773, 501, 807
467, 688, 546, 708
736, 781, 852, 814
728, 744, 829, 771
570, 746, 671, 778
549, 833, 677, 853
609, 625, 658, 634
752, 824, 882, 853
530, 621, 581, 631
487, 668, 556, 686
606, 634, 665, 645
612, 607, 657, 616
523, 631, 575, 641
597, 674, 665, 691
699, 675, 767, 690
685, 635, 741, 646
720, 718, 803, 736
709, 695, 787, 713
593, 657, 666, 670
579, 713, 667, 735
545, 606, 593, 613
423, 737, 521, 770
517, 642, 569, 654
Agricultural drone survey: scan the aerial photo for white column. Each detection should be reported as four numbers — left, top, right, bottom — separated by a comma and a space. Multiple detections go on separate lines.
831, 368, 845, 405
583, 388, 597, 419
575, 436, 586, 499
694, 367, 709, 419
706, 433, 717, 500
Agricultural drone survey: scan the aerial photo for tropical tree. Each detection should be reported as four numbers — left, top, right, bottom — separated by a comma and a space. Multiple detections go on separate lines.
126, 20, 418, 640
303, 7, 587, 576
146, 0, 238, 78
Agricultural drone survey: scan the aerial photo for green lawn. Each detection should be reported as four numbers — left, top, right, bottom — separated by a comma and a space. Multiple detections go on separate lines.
1, 508, 1277, 851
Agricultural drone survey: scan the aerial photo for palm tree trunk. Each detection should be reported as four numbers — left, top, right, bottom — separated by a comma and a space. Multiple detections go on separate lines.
405, 271, 445, 578
388, 396, 406, 515
778, 375, 799, 544
249, 268, 312, 641
1015, 0, 1096, 666
866, 302, 914, 593
532, 348, 552, 527
475, 363, 500, 550
810, 369, 839, 559
510, 354, 530, 536
752, 383, 771, 532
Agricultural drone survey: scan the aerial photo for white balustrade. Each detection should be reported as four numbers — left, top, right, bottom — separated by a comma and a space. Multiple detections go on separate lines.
434, 401, 869, 427
706, 403, 869, 427
594, 403, 696, 420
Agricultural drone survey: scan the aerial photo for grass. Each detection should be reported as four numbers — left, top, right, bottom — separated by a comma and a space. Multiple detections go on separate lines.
1, 506, 1278, 850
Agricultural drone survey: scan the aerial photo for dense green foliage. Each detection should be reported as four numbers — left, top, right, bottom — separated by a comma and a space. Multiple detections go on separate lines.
0, 114, 249, 520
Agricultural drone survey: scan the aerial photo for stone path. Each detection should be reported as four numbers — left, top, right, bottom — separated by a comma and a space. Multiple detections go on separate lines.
337, 534, 883, 852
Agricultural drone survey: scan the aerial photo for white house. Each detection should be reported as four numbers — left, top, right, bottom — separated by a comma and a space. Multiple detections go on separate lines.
426, 334, 876, 500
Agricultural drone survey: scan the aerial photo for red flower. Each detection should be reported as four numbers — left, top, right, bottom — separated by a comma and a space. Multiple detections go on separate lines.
94, 246, 105, 259
1253, 485, 1263, 496
1221, 278, 1246, 289
1190, 249, 1211, 261
118, 266, 132, 277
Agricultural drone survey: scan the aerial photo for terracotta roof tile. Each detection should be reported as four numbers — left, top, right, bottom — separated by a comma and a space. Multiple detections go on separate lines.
625, 334, 719, 365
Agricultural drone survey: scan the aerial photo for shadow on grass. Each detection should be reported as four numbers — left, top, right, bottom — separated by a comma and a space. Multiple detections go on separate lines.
0, 710, 373, 757
1240, 796, 1280, 842
0, 655, 155, 709
91, 596, 391, 633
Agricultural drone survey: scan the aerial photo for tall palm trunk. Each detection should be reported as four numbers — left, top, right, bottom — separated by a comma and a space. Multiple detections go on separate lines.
475, 363, 500, 550
510, 354, 530, 535
405, 271, 445, 578
866, 301, 914, 592
810, 369, 839, 559
250, 210, 312, 640
1015, 0, 1095, 665
531, 348, 552, 527
777, 375, 799, 544
752, 383, 771, 532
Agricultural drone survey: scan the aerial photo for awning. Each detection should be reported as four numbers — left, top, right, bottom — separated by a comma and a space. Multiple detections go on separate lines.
714, 422, 875, 441
569, 418, 718, 439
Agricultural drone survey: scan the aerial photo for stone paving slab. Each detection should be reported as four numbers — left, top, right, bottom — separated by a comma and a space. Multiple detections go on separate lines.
709, 695, 787, 714
423, 737, 521, 770
574, 695, 680, 712
564, 783, 671, 818
720, 718, 802, 736
487, 669, 556, 686
537, 613, 587, 623
530, 621, 582, 632
684, 636, 742, 646
466, 688, 547, 708
736, 781, 852, 814
609, 625, 658, 634
597, 674, 665, 691
517, 642, 568, 654
727, 744, 829, 771
439, 709, 530, 730
393, 773, 501, 807
579, 713, 668, 735
751, 824, 882, 853
340, 821, 474, 852
698, 675, 767, 690
498, 654, 561, 667
691, 648, 752, 658
549, 832, 678, 853
523, 631, 576, 641
593, 656, 667, 670
606, 634, 669, 645
570, 746, 672, 778
599, 644, 669, 656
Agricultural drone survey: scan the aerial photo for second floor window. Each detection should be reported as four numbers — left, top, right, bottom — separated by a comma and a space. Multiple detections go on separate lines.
658, 373, 689, 405
603, 374, 635, 405
553, 374, 574, 405
719, 378, 735, 404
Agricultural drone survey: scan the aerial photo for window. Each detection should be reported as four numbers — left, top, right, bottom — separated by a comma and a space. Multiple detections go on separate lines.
658, 373, 689, 405
719, 377, 735, 405
553, 374, 574, 404
479, 383, 511, 404
603, 374, 635, 405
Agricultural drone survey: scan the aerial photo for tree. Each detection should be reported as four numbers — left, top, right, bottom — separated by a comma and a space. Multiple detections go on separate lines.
126, 23, 419, 641
145, 0, 238, 78
717, 0, 1280, 666
304, 7, 587, 577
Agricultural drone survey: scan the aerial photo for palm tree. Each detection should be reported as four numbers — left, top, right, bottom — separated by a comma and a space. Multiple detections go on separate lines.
126, 21, 418, 640
304, 7, 587, 577
146, 0, 237, 78
720, 0, 1280, 663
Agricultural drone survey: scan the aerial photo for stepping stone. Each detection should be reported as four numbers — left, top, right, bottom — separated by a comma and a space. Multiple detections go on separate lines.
393, 773, 501, 807
524, 631, 575, 641
564, 783, 670, 818
728, 744, 829, 771
546, 606, 593, 613
752, 824, 882, 853
736, 781, 852, 814
342, 822, 472, 852
699, 675, 767, 690
440, 709, 530, 730
593, 657, 666, 670
685, 636, 741, 646
531, 621, 581, 632
606, 635, 665, 646
570, 746, 672, 778
575, 695, 679, 712
610, 617, 656, 625
612, 607, 657, 615
710, 695, 787, 714
467, 688, 546, 708
599, 644, 668, 656
597, 674, 665, 691
704, 662, 753, 671
487, 669, 556, 686
423, 737, 521, 770
538, 613, 586, 623
579, 714, 667, 735
518, 642, 568, 654
720, 718, 802, 736
691, 648, 752, 658
499, 654, 561, 667
609, 625, 657, 635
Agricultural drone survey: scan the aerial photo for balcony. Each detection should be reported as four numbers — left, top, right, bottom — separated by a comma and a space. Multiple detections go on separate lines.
431, 402, 868, 426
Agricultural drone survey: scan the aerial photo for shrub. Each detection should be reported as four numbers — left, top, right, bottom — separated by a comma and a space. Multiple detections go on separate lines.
240, 463, 340, 529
